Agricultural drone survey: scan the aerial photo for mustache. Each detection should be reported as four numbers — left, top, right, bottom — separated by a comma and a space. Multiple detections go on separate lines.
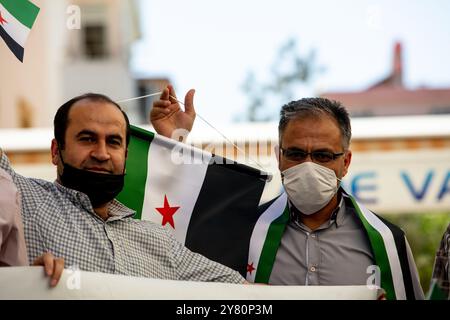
81, 160, 114, 173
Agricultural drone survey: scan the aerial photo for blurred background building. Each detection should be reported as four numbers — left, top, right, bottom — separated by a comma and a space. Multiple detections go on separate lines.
321, 42, 450, 117
0, 0, 167, 128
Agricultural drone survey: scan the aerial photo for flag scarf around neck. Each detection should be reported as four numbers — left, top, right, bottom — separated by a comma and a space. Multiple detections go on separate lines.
117, 125, 268, 276
0, 0, 39, 62
247, 190, 422, 300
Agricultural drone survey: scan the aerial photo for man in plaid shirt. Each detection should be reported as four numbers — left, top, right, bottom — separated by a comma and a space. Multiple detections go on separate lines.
0, 92, 245, 286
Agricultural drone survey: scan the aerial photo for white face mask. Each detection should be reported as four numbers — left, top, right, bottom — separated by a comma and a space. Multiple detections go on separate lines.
281, 162, 341, 215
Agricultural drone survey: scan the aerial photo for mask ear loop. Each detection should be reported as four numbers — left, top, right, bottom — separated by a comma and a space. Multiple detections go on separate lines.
274, 144, 284, 179
274, 144, 280, 162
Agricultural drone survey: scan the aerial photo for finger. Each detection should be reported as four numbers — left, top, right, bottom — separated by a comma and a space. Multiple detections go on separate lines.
43, 253, 55, 276
151, 106, 182, 122
32, 254, 43, 266
168, 85, 179, 104
151, 106, 173, 119
152, 104, 181, 115
50, 258, 65, 287
32, 252, 54, 276
160, 87, 170, 101
153, 99, 171, 109
184, 89, 196, 117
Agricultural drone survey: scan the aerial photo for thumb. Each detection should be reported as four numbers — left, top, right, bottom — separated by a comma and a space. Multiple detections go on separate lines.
184, 89, 196, 117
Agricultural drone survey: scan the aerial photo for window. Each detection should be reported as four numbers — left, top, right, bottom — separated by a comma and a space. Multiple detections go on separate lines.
83, 24, 107, 59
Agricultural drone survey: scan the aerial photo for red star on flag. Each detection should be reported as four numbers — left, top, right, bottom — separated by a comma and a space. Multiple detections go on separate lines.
247, 262, 255, 275
0, 11, 7, 25
156, 195, 180, 229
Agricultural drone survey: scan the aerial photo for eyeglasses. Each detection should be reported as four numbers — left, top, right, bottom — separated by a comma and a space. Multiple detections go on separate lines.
280, 147, 344, 164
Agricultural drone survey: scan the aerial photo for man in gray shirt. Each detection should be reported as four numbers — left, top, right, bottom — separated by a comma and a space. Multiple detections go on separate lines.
153, 88, 424, 300
269, 196, 375, 286
0, 92, 244, 285
265, 98, 422, 298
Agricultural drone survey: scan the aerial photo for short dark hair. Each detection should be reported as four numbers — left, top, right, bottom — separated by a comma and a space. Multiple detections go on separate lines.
278, 97, 351, 149
54, 93, 130, 150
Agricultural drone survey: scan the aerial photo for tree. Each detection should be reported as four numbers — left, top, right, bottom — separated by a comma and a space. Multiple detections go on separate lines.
238, 38, 323, 122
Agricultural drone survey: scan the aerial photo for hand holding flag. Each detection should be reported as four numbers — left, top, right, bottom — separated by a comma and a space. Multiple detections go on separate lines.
150, 85, 196, 140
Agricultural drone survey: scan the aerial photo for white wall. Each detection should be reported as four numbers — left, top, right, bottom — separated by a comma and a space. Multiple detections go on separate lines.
0, 0, 66, 128
0, 0, 139, 128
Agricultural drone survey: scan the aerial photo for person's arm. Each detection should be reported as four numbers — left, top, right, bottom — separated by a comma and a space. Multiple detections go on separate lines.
0, 168, 28, 266
150, 85, 196, 139
0, 148, 16, 179
166, 229, 245, 284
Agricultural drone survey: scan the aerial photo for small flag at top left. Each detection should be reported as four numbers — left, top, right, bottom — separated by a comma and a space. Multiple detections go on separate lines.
0, 0, 40, 62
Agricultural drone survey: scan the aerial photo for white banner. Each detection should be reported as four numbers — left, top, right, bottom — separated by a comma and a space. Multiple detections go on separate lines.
0, 267, 379, 300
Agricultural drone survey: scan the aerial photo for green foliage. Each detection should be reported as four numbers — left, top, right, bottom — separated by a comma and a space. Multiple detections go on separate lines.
382, 212, 450, 295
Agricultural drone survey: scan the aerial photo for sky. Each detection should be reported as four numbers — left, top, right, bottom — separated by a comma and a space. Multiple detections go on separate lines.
131, 0, 450, 130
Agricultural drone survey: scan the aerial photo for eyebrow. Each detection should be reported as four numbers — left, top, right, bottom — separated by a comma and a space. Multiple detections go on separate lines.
285, 147, 334, 152
76, 130, 97, 138
76, 130, 124, 142
107, 134, 123, 143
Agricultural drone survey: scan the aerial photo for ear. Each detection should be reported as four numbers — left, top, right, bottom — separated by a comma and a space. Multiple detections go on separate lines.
342, 149, 352, 177
51, 139, 59, 166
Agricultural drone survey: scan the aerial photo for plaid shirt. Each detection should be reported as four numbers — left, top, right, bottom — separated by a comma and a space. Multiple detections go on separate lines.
432, 223, 450, 298
0, 152, 244, 283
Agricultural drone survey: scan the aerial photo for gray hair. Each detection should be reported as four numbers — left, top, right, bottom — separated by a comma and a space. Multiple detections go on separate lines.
278, 97, 352, 149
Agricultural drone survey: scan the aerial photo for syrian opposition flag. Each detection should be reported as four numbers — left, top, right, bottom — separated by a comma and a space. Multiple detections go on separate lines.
247, 190, 424, 300
117, 126, 269, 276
0, 0, 40, 62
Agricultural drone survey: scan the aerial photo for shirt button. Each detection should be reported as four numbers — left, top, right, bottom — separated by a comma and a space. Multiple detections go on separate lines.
310, 266, 316, 272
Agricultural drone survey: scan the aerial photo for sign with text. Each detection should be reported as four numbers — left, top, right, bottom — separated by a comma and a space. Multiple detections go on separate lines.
342, 150, 450, 213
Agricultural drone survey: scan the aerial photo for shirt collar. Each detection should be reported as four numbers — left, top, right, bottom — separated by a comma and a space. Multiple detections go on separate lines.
107, 200, 136, 221
289, 191, 346, 230
331, 195, 345, 227
54, 181, 135, 221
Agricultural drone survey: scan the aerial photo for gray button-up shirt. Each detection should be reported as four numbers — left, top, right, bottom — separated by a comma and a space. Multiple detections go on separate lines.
0, 152, 244, 283
269, 196, 375, 285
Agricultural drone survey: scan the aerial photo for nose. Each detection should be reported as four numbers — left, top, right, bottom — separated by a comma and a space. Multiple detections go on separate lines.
90, 141, 110, 162
304, 153, 314, 162
298, 152, 314, 163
